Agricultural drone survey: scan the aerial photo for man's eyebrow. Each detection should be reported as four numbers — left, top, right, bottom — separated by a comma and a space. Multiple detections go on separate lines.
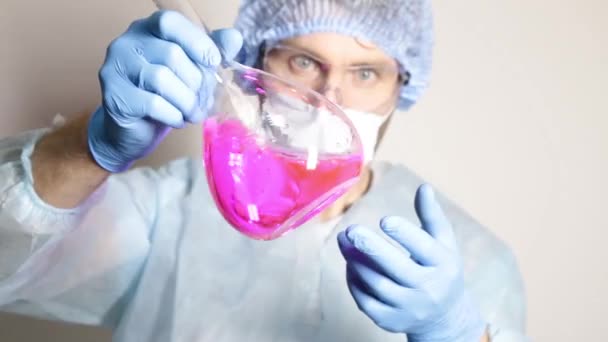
279, 43, 396, 68
279, 43, 327, 61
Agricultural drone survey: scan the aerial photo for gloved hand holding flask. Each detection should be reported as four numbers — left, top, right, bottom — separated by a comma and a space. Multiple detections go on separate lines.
88, 11, 243, 173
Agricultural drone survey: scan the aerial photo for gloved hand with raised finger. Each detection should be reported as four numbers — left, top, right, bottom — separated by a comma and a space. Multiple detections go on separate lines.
88, 10, 243, 172
338, 184, 487, 342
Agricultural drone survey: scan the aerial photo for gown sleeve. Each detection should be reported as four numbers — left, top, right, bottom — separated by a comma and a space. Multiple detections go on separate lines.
483, 248, 529, 342
0, 129, 192, 329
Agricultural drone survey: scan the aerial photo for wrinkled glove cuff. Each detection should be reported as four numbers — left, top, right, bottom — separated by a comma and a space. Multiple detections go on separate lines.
408, 293, 487, 342
87, 107, 134, 173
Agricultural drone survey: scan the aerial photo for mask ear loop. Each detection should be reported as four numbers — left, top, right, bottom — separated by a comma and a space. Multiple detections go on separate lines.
376, 86, 401, 117
356, 65, 409, 117
373, 68, 406, 159
377, 68, 410, 116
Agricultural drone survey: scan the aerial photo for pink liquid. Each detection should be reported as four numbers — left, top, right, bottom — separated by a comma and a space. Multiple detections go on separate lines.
203, 118, 362, 240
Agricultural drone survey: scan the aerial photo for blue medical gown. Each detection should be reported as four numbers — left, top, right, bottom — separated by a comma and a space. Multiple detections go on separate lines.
0, 130, 528, 341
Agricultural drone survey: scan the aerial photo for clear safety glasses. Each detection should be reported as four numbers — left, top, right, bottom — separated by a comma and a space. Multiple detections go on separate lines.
263, 44, 408, 115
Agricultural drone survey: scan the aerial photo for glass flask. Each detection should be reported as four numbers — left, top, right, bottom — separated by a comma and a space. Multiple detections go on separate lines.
203, 62, 364, 240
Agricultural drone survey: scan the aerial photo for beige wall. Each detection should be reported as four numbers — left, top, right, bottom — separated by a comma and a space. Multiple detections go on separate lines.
1, 0, 606, 341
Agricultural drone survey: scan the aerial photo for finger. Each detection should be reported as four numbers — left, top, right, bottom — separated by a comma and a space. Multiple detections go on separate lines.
347, 260, 407, 308
147, 11, 221, 66
145, 39, 203, 91
338, 227, 421, 286
103, 81, 184, 128
380, 216, 444, 266
209, 28, 244, 61
138, 63, 202, 122
196, 69, 218, 118
346, 271, 401, 333
414, 184, 458, 250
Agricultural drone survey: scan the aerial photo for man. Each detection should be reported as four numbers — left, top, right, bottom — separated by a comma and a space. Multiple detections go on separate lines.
0, 1, 527, 341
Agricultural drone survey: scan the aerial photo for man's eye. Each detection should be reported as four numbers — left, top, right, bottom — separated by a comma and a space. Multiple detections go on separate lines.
357, 68, 378, 81
291, 55, 315, 70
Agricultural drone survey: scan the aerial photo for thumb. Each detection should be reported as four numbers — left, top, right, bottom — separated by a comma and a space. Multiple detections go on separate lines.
209, 28, 244, 61
414, 184, 458, 250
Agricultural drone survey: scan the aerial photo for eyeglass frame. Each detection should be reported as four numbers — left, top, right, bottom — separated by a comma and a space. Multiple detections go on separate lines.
257, 42, 410, 115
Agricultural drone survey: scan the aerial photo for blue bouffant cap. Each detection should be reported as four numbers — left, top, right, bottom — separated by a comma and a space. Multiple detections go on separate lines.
234, 0, 434, 110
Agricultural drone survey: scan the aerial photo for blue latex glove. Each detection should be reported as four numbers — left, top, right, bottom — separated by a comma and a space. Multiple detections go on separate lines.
338, 184, 486, 342
88, 10, 243, 172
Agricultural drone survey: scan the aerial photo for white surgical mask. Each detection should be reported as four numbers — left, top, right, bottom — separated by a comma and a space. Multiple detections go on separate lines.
260, 94, 390, 164
343, 108, 390, 164
261, 95, 354, 156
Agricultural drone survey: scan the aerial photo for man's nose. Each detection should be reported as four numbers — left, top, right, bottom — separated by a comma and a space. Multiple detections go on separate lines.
316, 69, 344, 106
321, 86, 343, 106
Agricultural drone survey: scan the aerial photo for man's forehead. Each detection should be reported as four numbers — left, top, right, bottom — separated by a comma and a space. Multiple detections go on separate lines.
278, 33, 395, 65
